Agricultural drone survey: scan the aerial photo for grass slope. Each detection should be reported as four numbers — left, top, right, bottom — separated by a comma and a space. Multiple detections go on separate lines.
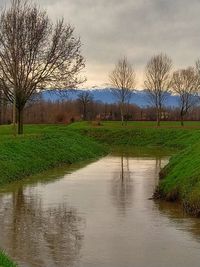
157, 143, 200, 215
69, 121, 200, 149
0, 251, 17, 267
0, 124, 107, 265
0, 125, 106, 185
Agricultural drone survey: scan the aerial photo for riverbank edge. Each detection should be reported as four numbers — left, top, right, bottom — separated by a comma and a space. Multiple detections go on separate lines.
0, 251, 18, 267
0, 129, 107, 186
0, 123, 200, 265
154, 143, 200, 217
0, 127, 108, 266
69, 122, 200, 216
1, 122, 197, 216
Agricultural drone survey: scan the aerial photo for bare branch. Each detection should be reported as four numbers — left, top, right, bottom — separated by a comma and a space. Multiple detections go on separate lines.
171, 67, 199, 126
109, 57, 136, 125
144, 53, 172, 126
0, 0, 85, 133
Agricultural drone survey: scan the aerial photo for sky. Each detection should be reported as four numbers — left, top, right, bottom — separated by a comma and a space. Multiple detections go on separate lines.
1, 0, 200, 88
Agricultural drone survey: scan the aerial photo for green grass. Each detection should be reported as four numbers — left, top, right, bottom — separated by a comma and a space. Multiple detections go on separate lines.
93, 120, 200, 128
157, 143, 200, 215
0, 251, 17, 267
0, 124, 106, 186
68, 121, 200, 149
0, 124, 108, 265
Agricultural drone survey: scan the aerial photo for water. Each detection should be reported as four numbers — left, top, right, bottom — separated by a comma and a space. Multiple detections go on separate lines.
1, 153, 200, 267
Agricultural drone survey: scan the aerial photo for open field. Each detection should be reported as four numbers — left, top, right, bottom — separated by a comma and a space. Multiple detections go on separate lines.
96, 121, 200, 128
69, 121, 200, 149
0, 120, 200, 138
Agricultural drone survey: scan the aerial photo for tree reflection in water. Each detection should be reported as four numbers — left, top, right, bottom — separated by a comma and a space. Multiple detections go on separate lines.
0, 186, 84, 267
111, 155, 133, 214
111, 155, 163, 215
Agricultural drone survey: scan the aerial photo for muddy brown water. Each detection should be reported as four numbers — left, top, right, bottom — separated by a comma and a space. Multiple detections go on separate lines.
1, 151, 200, 267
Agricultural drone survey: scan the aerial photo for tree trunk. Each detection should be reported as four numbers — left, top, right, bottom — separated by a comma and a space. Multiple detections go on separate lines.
83, 103, 86, 120
156, 108, 160, 127
17, 108, 24, 135
120, 103, 124, 126
180, 111, 184, 127
125, 103, 129, 126
125, 116, 128, 126
2, 98, 7, 124
13, 98, 17, 136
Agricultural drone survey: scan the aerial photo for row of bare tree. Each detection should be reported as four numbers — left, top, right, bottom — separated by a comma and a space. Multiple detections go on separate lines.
110, 55, 200, 126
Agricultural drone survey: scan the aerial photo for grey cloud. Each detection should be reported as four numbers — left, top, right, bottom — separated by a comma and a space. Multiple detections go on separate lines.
0, 0, 200, 86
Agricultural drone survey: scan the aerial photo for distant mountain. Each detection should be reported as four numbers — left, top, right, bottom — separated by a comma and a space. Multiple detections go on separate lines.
41, 88, 180, 107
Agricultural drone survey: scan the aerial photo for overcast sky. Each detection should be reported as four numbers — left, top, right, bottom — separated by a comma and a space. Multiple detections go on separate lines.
1, 0, 200, 88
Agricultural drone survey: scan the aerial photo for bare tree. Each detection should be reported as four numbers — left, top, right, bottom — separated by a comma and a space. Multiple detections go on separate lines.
171, 67, 199, 126
77, 91, 93, 120
144, 53, 172, 126
0, 89, 8, 125
109, 57, 136, 125
0, 0, 85, 134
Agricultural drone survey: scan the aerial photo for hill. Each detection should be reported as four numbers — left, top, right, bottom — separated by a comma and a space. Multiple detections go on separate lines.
41, 88, 180, 107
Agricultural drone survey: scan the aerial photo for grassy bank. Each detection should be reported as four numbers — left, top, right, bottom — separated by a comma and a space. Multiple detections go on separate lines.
69, 122, 200, 216
68, 121, 200, 149
0, 125, 106, 186
0, 125, 107, 266
157, 143, 200, 216
0, 251, 17, 267
1, 121, 200, 216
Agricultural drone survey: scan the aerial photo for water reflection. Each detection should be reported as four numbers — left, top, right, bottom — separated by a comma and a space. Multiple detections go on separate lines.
156, 199, 200, 242
111, 155, 133, 214
0, 186, 84, 267
1, 154, 200, 267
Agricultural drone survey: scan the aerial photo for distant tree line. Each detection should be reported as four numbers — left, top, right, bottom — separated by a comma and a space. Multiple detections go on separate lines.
1, 98, 200, 125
